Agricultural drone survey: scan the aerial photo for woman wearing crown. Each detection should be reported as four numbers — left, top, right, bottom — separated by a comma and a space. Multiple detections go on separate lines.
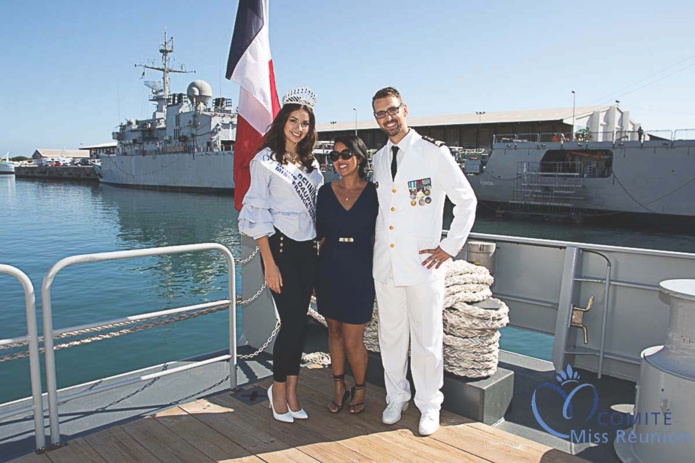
239, 87, 324, 423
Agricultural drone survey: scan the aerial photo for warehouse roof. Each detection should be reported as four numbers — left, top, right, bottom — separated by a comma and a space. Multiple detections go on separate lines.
316, 105, 610, 132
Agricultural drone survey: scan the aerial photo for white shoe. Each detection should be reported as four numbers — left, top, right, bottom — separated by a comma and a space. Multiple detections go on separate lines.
418, 410, 440, 436
267, 384, 293, 423
382, 400, 409, 425
288, 404, 308, 420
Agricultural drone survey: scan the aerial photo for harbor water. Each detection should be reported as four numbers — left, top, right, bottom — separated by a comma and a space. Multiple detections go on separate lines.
1, 176, 694, 404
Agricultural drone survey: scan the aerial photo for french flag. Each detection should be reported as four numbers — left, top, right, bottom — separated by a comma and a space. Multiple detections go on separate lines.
226, 0, 280, 211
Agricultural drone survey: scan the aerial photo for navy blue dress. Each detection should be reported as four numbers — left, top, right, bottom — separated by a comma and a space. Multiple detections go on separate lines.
316, 182, 378, 324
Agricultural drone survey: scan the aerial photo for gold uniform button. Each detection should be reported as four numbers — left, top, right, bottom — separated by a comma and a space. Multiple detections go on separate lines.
390, 244, 395, 248
389, 225, 394, 230
392, 189, 397, 193
390, 207, 396, 212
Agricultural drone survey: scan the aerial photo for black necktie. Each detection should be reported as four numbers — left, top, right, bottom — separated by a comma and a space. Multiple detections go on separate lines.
391, 146, 399, 180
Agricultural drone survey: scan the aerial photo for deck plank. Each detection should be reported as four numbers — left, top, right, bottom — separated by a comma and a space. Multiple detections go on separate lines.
459, 423, 589, 463
279, 393, 415, 462
210, 390, 372, 462
121, 417, 216, 463
155, 405, 264, 463
6, 451, 52, 463
82, 425, 161, 463
176, 399, 319, 463
295, 371, 489, 463
299, 366, 588, 463
8, 366, 589, 463
42, 438, 107, 463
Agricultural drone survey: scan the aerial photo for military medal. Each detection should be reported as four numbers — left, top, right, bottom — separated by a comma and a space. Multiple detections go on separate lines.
407, 180, 418, 202
408, 177, 433, 206
422, 178, 432, 196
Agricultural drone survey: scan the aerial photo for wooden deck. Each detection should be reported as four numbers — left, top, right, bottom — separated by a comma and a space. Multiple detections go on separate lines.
10, 366, 588, 463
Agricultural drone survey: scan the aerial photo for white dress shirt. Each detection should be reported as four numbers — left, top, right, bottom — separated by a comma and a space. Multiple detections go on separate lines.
239, 147, 324, 241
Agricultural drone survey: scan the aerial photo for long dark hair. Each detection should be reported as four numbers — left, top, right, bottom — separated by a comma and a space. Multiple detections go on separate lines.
260, 103, 317, 172
334, 134, 368, 178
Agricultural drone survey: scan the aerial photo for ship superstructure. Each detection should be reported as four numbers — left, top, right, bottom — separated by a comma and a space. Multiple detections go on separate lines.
100, 32, 237, 192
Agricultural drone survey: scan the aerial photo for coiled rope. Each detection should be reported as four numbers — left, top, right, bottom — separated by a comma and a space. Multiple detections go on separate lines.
309, 259, 509, 378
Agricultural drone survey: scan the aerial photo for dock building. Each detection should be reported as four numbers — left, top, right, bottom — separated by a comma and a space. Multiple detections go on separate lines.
317, 104, 640, 151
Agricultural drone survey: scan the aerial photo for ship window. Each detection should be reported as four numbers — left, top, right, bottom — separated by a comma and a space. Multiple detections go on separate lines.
540, 149, 613, 178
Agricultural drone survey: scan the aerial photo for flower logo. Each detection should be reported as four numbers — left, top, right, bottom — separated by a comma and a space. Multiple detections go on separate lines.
531, 364, 599, 439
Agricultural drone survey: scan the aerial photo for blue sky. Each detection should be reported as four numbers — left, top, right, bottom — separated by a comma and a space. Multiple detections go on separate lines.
1, 0, 693, 155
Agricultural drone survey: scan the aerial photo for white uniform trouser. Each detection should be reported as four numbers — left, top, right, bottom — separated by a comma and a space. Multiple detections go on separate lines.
375, 277, 445, 413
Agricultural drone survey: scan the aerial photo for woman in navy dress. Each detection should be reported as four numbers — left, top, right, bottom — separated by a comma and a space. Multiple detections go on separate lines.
316, 134, 378, 415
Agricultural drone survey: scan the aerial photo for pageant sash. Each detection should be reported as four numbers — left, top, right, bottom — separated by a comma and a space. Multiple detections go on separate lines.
260, 152, 318, 220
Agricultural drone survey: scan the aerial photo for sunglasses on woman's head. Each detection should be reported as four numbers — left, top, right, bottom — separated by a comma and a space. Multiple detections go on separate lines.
329, 149, 354, 162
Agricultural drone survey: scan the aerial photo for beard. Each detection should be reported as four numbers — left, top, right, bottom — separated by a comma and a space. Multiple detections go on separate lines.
380, 120, 403, 137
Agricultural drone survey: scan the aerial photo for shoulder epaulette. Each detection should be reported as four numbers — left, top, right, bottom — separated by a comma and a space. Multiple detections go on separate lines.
421, 135, 446, 148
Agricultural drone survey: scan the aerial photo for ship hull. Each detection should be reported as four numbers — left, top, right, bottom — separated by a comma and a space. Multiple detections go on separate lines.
0, 162, 15, 175
467, 140, 695, 218
98, 151, 235, 193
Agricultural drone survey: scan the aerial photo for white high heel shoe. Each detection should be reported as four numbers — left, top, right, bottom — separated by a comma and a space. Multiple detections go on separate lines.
267, 384, 294, 423
287, 403, 308, 420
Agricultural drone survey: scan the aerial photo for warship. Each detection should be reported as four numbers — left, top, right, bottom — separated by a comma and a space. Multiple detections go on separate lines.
97, 33, 237, 193
465, 130, 695, 220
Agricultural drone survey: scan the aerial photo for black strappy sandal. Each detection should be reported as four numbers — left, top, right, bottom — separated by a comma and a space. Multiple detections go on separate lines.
349, 382, 366, 415
328, 374, 350, 414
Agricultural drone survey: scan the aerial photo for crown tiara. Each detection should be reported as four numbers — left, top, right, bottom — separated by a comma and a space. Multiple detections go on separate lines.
281, 86, 317, 109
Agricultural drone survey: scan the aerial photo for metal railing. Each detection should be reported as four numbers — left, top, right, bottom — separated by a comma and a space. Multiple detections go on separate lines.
493, 133, 541, 144
494, 129, 695, 145
40, 243, 236, 447
0, 265, 45, 450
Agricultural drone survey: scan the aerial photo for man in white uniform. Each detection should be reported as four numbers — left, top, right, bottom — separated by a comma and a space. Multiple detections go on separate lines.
371, 87, 477, 436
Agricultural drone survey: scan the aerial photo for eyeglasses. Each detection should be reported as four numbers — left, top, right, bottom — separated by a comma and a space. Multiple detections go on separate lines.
329, 149, 354, 162
373, 103, 403, 119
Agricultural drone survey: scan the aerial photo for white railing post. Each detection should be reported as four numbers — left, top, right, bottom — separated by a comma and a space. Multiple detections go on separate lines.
0, 265, 45, 450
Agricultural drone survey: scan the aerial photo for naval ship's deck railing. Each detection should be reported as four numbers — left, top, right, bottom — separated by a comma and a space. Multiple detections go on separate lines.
0, 265, 44, 450
493, 129, 695, 145
463, 232, 695, 383
39, 244, 237, 449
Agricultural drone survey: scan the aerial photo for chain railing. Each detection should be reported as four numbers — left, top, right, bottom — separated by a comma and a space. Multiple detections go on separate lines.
236, 245, 260, 265
238, 318, 281, 360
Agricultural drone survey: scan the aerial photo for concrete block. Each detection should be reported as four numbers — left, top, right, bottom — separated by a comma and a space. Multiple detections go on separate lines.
363, 351, 513, 425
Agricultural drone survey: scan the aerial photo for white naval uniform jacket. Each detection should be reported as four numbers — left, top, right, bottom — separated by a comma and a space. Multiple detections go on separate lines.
372, 129, 477, 286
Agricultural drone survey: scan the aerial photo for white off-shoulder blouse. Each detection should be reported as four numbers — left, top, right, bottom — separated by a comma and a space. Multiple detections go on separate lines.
238, 147, 324, 241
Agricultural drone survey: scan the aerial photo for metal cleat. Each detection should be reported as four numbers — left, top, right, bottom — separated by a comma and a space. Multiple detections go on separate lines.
570, 295, 594, 344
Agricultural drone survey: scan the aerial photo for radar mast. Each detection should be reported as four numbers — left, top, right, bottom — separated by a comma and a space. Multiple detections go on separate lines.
135, 31, 194, 112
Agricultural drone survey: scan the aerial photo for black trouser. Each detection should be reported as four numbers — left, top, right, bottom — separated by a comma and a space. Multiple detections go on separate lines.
265, 229, 318, 382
